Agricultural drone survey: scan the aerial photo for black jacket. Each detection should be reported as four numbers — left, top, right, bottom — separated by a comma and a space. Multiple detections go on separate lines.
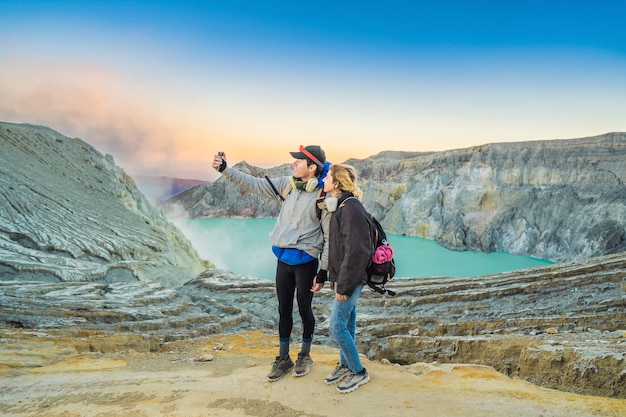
328, 193, 372, 296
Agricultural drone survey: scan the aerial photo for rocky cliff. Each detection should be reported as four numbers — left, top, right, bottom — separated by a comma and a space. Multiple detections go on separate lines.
0, 122, 210, 286
170, 134, 626, 263
0, 123, 624, 400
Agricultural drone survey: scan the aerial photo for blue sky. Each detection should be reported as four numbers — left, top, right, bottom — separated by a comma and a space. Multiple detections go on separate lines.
1, 1, 625, 179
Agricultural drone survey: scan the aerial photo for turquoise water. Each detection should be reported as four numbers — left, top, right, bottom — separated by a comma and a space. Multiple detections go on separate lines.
175, 217, 553, 281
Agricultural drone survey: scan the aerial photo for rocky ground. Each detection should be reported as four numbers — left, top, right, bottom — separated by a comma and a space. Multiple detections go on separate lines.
180, 252, 626, 399
1, 252, 625, 401
1, 330, 625, 417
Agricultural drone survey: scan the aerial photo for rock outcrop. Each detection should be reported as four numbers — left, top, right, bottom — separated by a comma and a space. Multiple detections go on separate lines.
170, 133, 626, 263
0, 122, 210, 286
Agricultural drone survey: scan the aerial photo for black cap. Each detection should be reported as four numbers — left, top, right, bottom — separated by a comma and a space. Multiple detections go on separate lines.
290, 145, 326, 166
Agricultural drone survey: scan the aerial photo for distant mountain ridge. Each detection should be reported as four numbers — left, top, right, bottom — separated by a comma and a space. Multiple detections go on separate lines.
168, 132, 626, 263
134, 175, 209, 202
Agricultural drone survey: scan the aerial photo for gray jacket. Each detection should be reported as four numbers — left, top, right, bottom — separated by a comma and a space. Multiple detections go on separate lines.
220, 167, 329, 270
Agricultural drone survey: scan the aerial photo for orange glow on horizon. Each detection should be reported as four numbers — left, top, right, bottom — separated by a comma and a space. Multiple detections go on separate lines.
1, 54, 624, 181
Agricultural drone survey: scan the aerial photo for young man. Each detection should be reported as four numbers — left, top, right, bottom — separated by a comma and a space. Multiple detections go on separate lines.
211, 145, 330, 381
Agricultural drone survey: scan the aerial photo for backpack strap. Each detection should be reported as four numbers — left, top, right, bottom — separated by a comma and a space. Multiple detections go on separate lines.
368, 284, 396, 297
264, 176, 286, 203
315, 190, 326, 220
265, 176, 324, 220
338, 196, 358, 209
336, 196, 359, 221
281, 183, 292, 201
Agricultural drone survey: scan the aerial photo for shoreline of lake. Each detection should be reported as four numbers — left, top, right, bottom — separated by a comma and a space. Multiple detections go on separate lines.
173, 217, 553, 280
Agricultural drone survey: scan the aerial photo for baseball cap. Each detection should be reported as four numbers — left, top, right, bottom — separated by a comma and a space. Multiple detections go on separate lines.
290, 145, 326, 167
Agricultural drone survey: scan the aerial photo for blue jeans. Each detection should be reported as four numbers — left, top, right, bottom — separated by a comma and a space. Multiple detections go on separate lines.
329, 284, 364, 374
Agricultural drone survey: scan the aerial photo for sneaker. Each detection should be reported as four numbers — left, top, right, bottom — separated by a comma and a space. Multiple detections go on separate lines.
337, 368, 370, 393
293, 353, 313, 377
267, 356, 294, 382
324, 362, 351, 385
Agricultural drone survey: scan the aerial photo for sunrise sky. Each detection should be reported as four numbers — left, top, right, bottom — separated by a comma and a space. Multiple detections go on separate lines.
1, 1, 625, 180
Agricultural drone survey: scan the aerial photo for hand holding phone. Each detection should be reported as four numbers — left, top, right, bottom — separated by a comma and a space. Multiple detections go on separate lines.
215, 151, 227, 172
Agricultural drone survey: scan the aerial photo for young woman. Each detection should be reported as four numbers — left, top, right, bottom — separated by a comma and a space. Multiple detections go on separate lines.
321, 163, 371, 393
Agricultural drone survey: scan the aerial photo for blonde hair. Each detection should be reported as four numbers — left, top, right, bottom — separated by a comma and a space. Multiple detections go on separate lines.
330, 164, 363, 200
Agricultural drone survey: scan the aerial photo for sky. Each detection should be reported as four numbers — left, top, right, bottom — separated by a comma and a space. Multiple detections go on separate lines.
1, 1, 625, 181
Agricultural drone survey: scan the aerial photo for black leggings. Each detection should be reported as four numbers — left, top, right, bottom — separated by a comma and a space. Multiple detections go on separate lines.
275, 259, 318, 341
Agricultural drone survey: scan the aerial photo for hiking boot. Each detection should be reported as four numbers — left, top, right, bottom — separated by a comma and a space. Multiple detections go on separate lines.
293, 353, 313, 377
337, 368, 370, 393
267, 356, 294, 382
324, 362, 351, 385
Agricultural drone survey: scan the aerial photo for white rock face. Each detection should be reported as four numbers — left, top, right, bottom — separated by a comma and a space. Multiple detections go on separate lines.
361, 135, 626, 262
174, 134, 626, 263
0, 122, 209, 286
